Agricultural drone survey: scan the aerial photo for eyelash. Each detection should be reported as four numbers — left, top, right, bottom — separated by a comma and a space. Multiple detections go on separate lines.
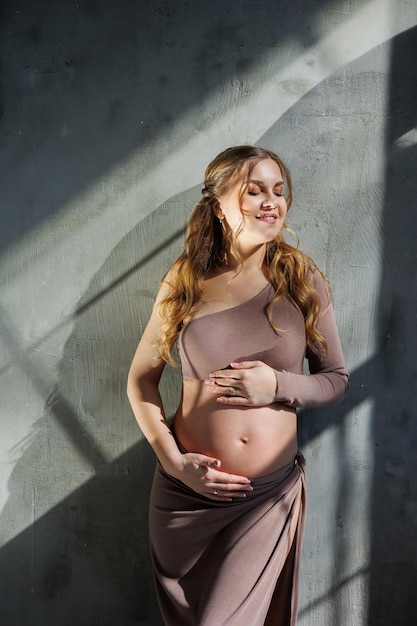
247, 191, 284, 197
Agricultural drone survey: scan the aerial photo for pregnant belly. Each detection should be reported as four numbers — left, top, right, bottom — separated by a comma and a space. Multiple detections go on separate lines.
173, 381, 298, 478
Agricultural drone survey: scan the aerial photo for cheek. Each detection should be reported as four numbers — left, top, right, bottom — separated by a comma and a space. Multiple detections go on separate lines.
227, 207, 245, 224
241, 198, 259, 216
220, 194, 244, 222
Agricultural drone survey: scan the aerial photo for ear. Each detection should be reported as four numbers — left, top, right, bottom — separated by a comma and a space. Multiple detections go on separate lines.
212, 198, 224, 220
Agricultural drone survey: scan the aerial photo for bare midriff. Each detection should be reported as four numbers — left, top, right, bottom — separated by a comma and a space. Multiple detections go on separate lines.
172, 379, 298, 479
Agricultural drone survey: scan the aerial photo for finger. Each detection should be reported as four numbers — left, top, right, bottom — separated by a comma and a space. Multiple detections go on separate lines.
208, 490, 248, 501
207, 482, 253, 499
209, 472, 252, 486
230, 360, 262, 369
204, 375, 240, 388
207, 488, 233, 500
206, 384, 241, 395
216, 396, 250, 405
190, 453, 221, 469
206, 370, 240, 382
207, 486, 252, 499
207, 482, 250, 491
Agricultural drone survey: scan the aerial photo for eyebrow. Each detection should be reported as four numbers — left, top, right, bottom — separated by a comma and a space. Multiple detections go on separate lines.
249, 179, 285, 186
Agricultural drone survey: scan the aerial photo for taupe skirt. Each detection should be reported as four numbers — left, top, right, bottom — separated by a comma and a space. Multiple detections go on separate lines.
149, 452, 306, 626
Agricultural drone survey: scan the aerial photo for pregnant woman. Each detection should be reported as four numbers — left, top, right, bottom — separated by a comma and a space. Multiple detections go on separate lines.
127, 145, 348, 625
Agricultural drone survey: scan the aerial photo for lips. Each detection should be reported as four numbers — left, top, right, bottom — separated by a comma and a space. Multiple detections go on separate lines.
256, 214, 277, 223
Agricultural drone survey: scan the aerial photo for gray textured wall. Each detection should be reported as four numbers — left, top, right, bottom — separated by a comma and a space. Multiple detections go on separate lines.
1, 1, 416, 625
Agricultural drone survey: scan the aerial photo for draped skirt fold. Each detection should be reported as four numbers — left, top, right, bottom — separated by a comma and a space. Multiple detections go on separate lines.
149, 453, 306, 626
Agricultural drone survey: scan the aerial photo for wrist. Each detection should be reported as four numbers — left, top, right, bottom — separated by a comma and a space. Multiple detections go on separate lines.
159, 450, 185, 479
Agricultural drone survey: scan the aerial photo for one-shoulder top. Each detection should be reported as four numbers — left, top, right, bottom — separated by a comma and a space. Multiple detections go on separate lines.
178, 272, 348, 409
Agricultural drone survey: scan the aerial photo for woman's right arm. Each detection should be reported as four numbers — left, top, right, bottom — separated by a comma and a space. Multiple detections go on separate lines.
127, 280, 253, 500
126, 286, 183, 471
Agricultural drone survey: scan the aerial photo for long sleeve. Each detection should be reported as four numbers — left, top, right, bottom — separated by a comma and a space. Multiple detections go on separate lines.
273, 271, 349, 409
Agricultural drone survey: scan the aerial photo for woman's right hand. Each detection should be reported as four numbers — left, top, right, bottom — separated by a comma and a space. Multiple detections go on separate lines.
169, 452, 253, 501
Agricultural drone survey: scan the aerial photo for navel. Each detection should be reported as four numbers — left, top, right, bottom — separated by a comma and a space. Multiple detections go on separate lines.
240, 435, 249, 445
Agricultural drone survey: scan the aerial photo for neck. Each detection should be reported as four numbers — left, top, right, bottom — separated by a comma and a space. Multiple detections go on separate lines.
227, 242, 267, 271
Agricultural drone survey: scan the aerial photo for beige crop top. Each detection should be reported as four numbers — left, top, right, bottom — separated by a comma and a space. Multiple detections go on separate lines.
178, 271, 348, 409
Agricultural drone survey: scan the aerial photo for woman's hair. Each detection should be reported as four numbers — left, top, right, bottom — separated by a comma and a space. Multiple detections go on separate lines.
157, 145, 329, 365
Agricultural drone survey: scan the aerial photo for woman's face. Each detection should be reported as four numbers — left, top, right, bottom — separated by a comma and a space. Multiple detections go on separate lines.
217, 158, 288, 251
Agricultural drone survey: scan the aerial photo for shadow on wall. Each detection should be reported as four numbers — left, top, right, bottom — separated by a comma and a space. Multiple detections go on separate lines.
297, 26, 417, 624
1, 24, 417, 626
369, 25, 417, 624
0, 190, 196, 626
0, 0, 341, 254
0, 440, 161, 626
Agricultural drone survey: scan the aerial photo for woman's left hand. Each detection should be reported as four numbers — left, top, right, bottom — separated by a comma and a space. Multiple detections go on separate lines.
205, 361, 277, 406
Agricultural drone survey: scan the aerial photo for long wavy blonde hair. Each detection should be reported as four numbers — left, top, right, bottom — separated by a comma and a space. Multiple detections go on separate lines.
157, 145, 329, 365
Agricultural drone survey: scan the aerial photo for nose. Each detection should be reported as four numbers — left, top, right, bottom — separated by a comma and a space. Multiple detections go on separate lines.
261, 191, 276, 209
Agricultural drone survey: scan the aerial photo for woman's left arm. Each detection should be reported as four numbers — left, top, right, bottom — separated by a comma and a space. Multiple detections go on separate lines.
272, 296, 349, 408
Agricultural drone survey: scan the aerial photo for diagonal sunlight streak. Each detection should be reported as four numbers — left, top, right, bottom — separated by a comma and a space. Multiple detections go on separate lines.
0, 226, 186, 517
0, 302, 111, 470
0, 227, 186, 380
1, 0, 411, 284
299, 566, 370, 618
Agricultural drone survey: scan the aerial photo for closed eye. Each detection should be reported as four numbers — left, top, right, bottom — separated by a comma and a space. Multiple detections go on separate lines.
247, 180, 285, 197
248, 189, 284, 197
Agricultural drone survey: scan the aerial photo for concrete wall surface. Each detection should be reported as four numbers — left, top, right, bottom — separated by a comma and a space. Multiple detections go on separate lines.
1, 1, 417, 624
